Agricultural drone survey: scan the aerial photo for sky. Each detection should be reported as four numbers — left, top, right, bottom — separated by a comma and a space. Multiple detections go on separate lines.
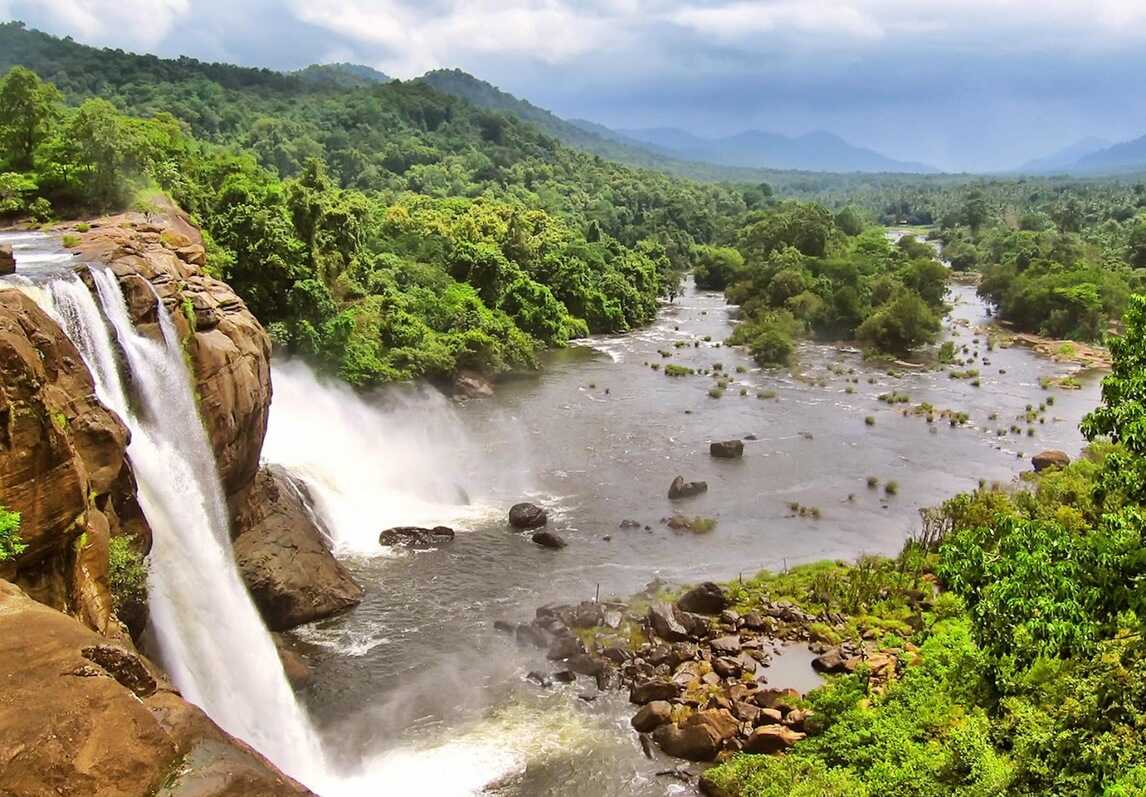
3, 0, 1146, 172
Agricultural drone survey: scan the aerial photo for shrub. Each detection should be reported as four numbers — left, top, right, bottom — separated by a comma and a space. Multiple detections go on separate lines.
0, 505, 25, 561
107, 535, 148, 615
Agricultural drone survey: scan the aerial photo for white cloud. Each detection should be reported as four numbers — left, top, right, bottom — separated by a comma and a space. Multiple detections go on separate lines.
671, 2, 883, 42
7, 0, 190, 50
290, 0, 629, 77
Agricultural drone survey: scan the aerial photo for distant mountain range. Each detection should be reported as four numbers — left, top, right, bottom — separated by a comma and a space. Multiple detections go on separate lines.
414, 68, 940, 176
1016, 135, 1146, 175
615, 127, 939, 174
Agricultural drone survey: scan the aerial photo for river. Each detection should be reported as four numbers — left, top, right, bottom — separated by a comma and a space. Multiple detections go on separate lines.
264, 277, 1102, 794
0, 229, 1103, 795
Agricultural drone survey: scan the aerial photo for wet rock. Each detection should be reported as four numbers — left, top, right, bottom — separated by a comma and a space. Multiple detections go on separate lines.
713, 657, 741, 678
744, 724, 805, 754
648, 603, 689, 642
553, 670, 577, 683
493, 620, 515, 634
454, 369, 494, 399
602, 646, 632, 664
676, 582, 729, 615
568, 653, 608, 676
569, 600, 605, 628
231, 466, 363, 631
515, 623, 548, 649
526, 670, 552, 687
546, 634, 586, 661
632, 700, 674, 732
652, 721, 723, 762
630, 678, 680, 704
619, 519, 642, 529
743, 433, 758, 441
812, 646, 849, 673
1032, 450, 1070, 472
686, 708, 739, 744
80, 644, 157, 698
272, 635, 313, 690
378, 525, 455, 549
531, 530, 567, 549
668, 476, 708, 500
709, 440, 744, 459
0, 244, 14, 275
784, 708, 813, 732
709, 635, 742, 656
509, 502, 548, 529
731, 700, 761, 725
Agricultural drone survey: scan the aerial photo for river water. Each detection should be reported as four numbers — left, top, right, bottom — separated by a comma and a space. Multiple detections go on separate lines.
265, 279, 1102, 794
1, 230, 1104, 795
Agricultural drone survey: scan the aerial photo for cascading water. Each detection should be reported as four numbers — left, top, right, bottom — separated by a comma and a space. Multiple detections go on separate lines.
44, 270, 328, 788
263, 359, 531, 555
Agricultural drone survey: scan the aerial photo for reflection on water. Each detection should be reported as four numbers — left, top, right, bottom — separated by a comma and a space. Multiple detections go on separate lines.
269, 279, 1101, 795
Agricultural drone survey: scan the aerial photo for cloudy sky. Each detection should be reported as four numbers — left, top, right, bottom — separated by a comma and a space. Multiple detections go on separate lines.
4, 0, 1146, 171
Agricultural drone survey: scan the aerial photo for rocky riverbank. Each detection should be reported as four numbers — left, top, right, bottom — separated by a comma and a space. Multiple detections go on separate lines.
499, 565, 925, 778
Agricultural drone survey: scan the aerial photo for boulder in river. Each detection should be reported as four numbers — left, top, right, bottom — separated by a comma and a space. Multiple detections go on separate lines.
744, 724, 805, 754
0, 244, 14, 275
509, 502, 548, 529
630, 678, 680, 704
454, 369, 494, 399
531, 530, 567, 549
379, 526, 456, 549
652, 720, 724, 762
676, 582, 729, 615
709, 440, 744, 459
668, 476, 708, 500
631, 700, 673, 732
1032, 450, 1071, 472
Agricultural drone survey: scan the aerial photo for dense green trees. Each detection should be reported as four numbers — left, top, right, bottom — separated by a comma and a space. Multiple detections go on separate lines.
0, 505, 23, 562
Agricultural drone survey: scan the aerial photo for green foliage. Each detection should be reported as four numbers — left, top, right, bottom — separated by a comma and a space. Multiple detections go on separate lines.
0, 504, 25, 562
106, 535, 147, 615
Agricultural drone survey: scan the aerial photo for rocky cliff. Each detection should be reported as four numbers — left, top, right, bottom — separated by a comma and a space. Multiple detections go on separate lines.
0, 580, 312, 797
0, 289, 146, 639
66, 212, 362, 631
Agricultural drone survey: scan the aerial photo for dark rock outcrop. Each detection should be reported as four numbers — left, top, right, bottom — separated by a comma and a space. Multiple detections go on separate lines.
0, 243, 14, 275
676, 582, 729, 615
709, 440, 744, 459
230, 465, 363, 631
668, 476, 708, 500
1032, 450, 1070, 472
531, 530, 567, 549
0, 580, 312, 796
379, 526, 455, 549
509, 502, 548, 529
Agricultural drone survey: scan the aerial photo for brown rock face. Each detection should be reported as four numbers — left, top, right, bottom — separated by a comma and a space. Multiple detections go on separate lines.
0, 579, 312, 797
230, 465, 363, 631
0, 243, 14, 275
0, 289, 147, 636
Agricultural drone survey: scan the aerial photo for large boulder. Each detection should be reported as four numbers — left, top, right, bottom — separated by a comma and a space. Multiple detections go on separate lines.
668, 476, 708, 499
1032, 450, 1071, 472
652, 711, 735, 762
744, 724, 805, 754
230, 465, 363, 631
0, 243, 14, 275
631, 700, 673, 732
676, 582, 729, 615
629, 678, 680, 704
0, 579, 312, 796
0, 289, 148, 637
509, 502, 548, 529
531, 530, 567, 549
709, 440, 744, 459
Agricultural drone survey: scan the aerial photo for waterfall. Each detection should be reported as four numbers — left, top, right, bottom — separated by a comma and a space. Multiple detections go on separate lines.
263, 359, 524, 555
45, 270, 327, 788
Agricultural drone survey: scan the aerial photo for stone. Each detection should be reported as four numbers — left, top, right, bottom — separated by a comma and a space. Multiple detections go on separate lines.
684, 708, 739, 744
531, 530, 567, 549
668, 476, 708, 499
378, 525, 456, 548
677, 582, 729, 615
509, 502, 548, 529
709, 635, 742, 655
631, 700, 674, 732
546, 634, 585, 661
515, 623, 548, 649
454, 369, 494, 398
0, 243, 14, 275
709, 440, 744, 459
629, 678, 680, 704
744, 724, 806, 754
0, 580, 312, 796
648, 603, 690, 642
1032, 450, 1071, 472
273, 635, 313, 690
231, 466, 363, 631
812, 647, 849, 673
652, 722, 722, 762
784, 708, 813, 732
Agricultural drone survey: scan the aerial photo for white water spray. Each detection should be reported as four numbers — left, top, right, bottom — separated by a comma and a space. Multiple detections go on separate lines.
263, 360, 526, 555
46, 270, 327, 787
